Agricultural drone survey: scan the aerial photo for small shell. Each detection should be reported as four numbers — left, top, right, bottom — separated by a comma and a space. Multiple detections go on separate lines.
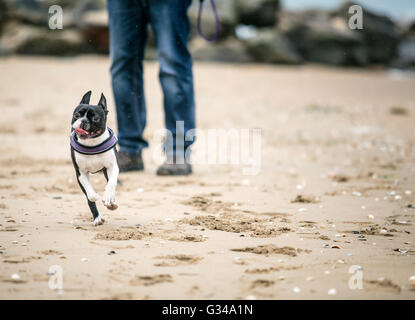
328, 288, 337, 295
293, 287, 301, 293
242, 179, 250, 186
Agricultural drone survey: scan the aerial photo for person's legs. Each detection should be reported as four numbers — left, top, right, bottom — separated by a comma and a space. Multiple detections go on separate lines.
108, 0, 148, 156
148, 0, 196, 165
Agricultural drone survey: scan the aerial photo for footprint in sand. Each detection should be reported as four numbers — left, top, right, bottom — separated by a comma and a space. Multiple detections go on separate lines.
153, 254, 202, 267
251, 279, 275, 289
129, 274, 173, 286
182, 215, 290, 238
231, 244, 311, 257
94, 229, 150, 241
244, 265, 301, 274
291, 195, 320, 204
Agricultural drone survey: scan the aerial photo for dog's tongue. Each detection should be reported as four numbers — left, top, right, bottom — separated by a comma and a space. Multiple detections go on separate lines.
74, 128, 89, 135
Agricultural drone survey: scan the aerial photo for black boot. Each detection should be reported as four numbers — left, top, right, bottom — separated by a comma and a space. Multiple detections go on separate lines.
156, 156, 192, 176
116, 150, 144, 173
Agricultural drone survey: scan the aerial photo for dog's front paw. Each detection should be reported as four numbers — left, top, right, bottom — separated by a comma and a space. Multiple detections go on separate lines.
92, 215, 105, 226
88, 192, 100, 202
103, 190, 118, 210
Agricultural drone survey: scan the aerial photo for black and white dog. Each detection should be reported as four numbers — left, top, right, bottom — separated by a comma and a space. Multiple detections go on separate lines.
70, 91, 119, 226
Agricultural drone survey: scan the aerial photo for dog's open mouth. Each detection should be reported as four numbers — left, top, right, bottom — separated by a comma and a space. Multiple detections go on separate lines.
74, 128, 102, 138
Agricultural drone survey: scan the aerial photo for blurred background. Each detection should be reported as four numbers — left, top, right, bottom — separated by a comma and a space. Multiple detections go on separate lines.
2, 1, 415, 300
0, 0, 414, 69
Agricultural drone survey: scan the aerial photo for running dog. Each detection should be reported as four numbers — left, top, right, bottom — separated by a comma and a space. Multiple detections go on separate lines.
70, 91, 119, 226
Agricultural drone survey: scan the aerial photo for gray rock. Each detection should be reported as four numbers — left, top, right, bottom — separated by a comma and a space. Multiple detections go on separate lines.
3, 0, 50, 26
333, 1, 399, 64
2, 0, 105, 28
0, 0, 7, 35
0, 22, 84, 55
396, 39, 415, 68
190, 37, 253, 63
279, 10, 367, 66
80, 9, 109, 54
237, 26, 302, 64
235, 0, 280, 27
394, 21, 415, 68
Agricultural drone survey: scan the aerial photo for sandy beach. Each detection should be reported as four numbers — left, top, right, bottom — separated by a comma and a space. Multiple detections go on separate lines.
0, 56, 415, 299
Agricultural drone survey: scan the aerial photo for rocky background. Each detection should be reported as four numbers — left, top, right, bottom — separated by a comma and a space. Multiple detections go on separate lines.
0, 0, 414, 68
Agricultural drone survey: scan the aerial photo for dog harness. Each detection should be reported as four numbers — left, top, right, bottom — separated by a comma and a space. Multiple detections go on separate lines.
70, 127, 118, 155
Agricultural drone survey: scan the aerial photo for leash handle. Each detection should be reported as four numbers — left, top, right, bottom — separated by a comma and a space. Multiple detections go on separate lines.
197, 0, 221, 42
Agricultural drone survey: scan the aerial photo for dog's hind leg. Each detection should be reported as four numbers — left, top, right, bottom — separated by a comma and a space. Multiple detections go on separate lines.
87, 200, 104, 225
77, 174, 105, 225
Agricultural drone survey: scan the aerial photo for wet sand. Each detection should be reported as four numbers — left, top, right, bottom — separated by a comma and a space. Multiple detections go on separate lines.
0, 56, 415, 299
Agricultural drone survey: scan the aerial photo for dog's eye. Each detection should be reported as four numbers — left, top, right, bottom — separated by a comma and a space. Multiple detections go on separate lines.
74, 113, 81, 119
92, 116, 100, 123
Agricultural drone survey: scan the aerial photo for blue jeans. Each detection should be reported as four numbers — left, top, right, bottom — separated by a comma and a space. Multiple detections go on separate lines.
107, 0, 195, 158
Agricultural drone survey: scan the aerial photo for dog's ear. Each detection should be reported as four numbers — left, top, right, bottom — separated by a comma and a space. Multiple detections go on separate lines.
80, 91, 92, 105
98, 93, 108, 114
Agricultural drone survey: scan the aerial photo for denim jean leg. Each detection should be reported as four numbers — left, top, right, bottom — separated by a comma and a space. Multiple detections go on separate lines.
107, 0, 149, 156
148, 0, 196, 163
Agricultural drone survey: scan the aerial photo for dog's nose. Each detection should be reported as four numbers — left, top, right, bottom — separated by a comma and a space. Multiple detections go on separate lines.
80, 119, 90, 130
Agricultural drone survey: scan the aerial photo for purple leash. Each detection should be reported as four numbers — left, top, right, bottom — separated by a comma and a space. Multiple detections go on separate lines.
197, 0, 221, 42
